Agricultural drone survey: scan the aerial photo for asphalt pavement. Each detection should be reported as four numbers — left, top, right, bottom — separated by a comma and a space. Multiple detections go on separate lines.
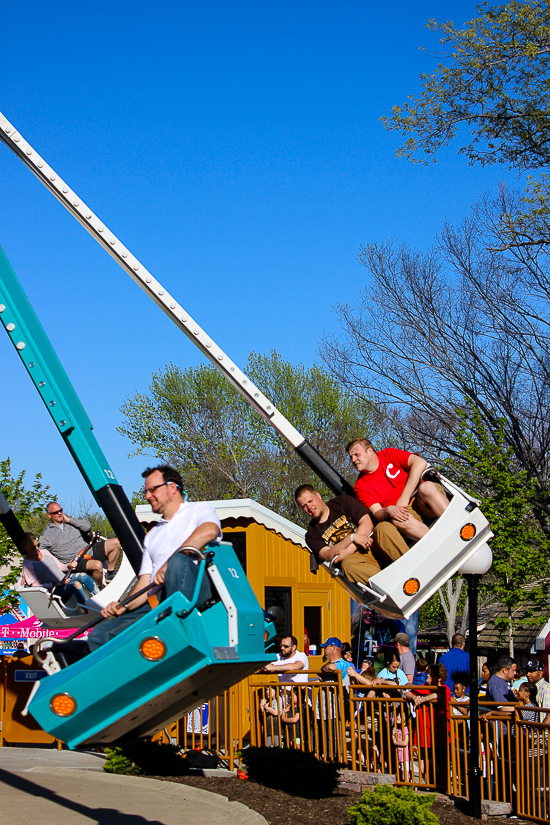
0, 747, 267, 825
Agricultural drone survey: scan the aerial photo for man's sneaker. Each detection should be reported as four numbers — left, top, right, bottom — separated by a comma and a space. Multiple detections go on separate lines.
104, 569, 117, 583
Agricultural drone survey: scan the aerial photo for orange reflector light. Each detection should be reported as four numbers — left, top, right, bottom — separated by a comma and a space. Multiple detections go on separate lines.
50, 693, 77, 717
403, 578, 420, 596
139, 636, 167, 661
460, 523, 476, 541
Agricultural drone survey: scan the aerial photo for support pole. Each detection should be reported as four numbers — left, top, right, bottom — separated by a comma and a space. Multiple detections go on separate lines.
465, 573, 482, 819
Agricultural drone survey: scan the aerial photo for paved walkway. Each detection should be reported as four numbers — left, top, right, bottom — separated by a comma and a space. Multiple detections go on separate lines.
0, 748, 267, 825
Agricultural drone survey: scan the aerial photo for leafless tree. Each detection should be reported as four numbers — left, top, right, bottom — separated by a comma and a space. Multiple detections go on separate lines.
321, 188, 550, 532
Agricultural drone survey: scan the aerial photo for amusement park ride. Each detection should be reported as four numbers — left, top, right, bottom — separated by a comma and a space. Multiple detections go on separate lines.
0, 112, 493, 747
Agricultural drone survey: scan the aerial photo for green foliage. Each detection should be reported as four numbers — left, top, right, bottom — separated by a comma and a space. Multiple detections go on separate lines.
103, 746, 143, 775
240, 746, 342, 798
382, 1, 550, 172
445, 402, 549, 642
0, 457, 53, 612
119, 350, 383, 524
348, 785, 438, 825
103, 740, 189, 776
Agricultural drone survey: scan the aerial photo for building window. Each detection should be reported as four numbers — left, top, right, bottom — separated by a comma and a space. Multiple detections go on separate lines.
222, 531, 246, 574
304, 606, 322, 650
264, 587, 292, 651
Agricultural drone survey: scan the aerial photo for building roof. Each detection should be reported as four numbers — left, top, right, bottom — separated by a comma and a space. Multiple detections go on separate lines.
477, 599, 549, 652
209, 498, 307, 549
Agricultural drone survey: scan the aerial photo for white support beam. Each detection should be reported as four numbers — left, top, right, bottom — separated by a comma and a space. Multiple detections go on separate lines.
0, 112, 304, 449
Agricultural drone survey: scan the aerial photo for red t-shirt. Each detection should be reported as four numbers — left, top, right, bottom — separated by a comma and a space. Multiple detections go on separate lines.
354, 448, 413, 509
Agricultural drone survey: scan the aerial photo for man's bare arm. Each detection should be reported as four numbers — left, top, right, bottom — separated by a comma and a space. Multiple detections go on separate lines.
181, 521, 222, 550
101, 573, 151, 618
263, 660, 305, 673
318, 513, 374, 562
396, 455, 427, 507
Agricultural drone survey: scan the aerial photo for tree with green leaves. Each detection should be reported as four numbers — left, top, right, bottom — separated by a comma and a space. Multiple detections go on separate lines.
0, 458, 53, 612
383, 1, 550, 171
382, 1, 550, 253
119, 350, 384, 525
446, 403, 548, 656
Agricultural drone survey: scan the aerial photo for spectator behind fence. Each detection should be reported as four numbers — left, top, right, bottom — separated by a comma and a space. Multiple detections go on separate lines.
414, 657, 429, 685
407, 664, 450, 784
376, 651, 409, 692
484, 656, 517, 719
479, 661, 496, 698
393, 631, 415, 684
319, 637, 374, 688
525, 658, 550, 726
342, 641, 354, 663
451, 673, 470, 717
438, 633, 470, 691
513, 666, 528, 692
262, 635, 308, 683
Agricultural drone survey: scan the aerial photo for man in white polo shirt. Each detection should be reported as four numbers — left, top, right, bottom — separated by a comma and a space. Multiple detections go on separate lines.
88, 465, 221, 651
262, 635, 309, 683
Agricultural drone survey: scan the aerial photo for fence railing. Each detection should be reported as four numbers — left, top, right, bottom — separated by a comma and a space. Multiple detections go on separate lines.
3, 658, 549, 823
247, 675, 549, 824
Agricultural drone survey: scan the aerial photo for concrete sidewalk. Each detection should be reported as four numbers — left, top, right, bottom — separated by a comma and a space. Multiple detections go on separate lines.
0, 748, 267, 825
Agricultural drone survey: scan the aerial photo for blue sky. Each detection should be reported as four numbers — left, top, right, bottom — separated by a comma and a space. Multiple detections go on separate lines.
1, 1, 518, 511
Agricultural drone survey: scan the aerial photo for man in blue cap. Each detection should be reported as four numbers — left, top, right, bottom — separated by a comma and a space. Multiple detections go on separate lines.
320, 637, 372, 686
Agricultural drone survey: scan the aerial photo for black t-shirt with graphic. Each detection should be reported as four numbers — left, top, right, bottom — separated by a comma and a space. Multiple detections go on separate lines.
305, 495, 372, 561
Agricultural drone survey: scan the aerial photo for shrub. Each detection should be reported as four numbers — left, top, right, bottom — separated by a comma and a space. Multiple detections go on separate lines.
347, 785, 439, 825
103, 740, 189, 776
240, 746, 342, 798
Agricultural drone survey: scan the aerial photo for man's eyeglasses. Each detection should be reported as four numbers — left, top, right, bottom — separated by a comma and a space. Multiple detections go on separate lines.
144, 482, 174, 495
48, 508, 63, 515
280, 644, 292, 649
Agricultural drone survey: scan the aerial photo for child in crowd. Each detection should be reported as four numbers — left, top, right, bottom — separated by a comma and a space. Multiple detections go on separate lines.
376, 652, 409, 689
513, 666, 528, 693
414, 657, 429, 685
452, 674, 470, 717
517, 680, 539, 722
391, 709, 411, 780
342, 642, 354, 663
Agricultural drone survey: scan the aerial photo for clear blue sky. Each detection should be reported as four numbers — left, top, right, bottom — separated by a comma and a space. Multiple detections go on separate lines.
1, 1, 517, 511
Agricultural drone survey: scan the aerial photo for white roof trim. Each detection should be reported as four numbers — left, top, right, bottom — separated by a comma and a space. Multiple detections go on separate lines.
208, 498, 307, 549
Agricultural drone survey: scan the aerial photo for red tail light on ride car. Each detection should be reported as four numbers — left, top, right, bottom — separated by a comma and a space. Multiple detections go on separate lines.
460, 523, 476, 541
403, 578, 420, 596
139, 637, 167, 661
50, 693, 77, 717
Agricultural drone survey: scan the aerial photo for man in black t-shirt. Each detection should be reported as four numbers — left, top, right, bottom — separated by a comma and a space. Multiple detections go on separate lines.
295, 485, 409, 585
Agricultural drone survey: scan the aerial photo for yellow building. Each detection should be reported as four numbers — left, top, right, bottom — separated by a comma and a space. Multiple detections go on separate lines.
213, 498, 352, 664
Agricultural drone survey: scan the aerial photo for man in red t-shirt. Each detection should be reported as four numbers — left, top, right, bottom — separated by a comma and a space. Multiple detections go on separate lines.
347, 439, 448, 542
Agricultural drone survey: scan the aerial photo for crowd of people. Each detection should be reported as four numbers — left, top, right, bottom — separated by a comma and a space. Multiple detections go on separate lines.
255, 629, 550, 793
13, 451, 549, 789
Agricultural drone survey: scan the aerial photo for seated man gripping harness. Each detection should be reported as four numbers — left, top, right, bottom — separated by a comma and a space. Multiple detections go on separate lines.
295, 486, 409, 586
87, 464, 221, 652
347, 439, 449, 542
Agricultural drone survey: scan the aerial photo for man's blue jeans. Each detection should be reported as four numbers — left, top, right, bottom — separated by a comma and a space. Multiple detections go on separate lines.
87, 553, 212, 652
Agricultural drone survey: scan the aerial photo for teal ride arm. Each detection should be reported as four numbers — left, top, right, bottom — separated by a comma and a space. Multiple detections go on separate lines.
28, 542, 273, 748
0, 245, 144, 573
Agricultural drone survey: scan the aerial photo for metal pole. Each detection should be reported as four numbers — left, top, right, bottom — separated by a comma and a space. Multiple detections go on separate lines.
466, 573, 482, 819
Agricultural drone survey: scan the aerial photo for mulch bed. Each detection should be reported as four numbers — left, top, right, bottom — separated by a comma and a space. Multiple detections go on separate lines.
150, 775, 532, 825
